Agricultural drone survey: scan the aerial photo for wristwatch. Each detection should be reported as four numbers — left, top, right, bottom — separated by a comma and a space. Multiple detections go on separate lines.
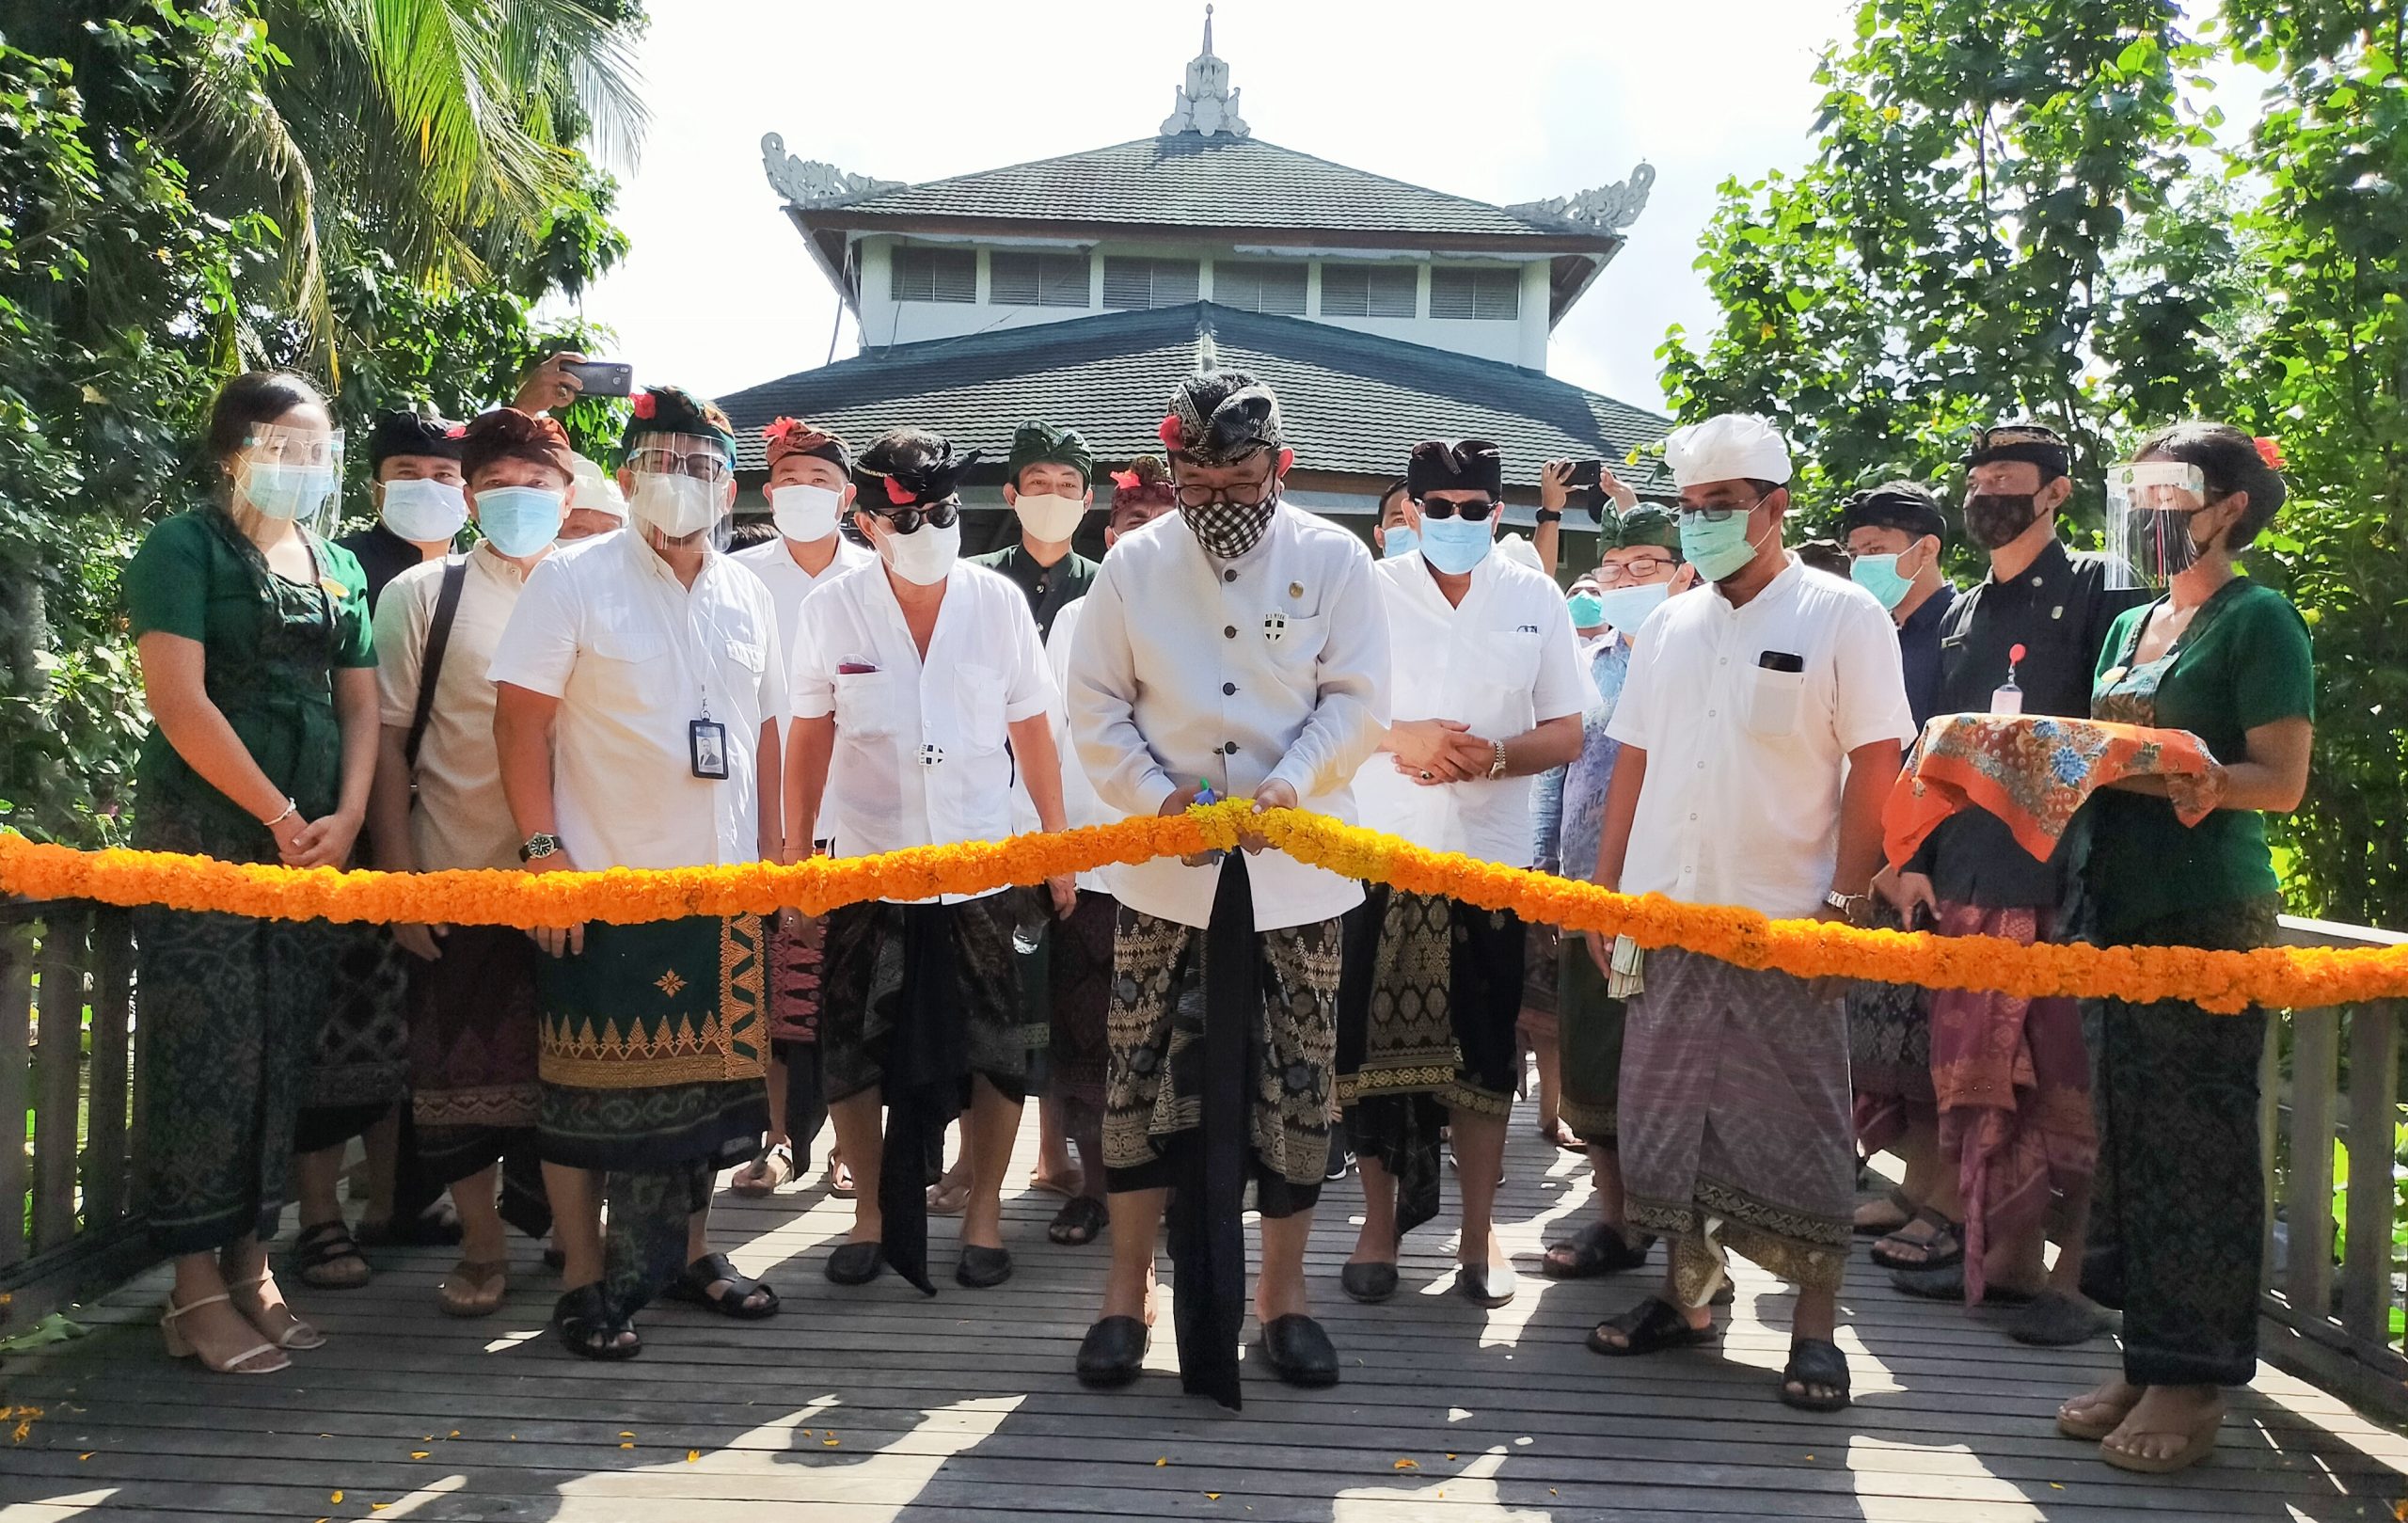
1824, 889, 1873, 924
1534, 509, 1562, 524
519, 832, 563, 864
1487, 738, 1509, 780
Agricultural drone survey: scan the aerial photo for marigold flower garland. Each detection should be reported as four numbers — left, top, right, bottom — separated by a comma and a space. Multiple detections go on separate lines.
3, 803, 2402, 1014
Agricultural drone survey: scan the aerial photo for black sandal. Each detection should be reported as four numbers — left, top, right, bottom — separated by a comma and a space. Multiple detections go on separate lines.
1047, 1196, 1109, 1246
552, 1283, 640, 1360
1586, 1296, 1715, 1356
661, 1252, 780, 1319
1867, 1207, 1963, 1271
1543, 1221, 1654, 1280
1780, 1337, 1851, 1411
291, 1220, 372, 1290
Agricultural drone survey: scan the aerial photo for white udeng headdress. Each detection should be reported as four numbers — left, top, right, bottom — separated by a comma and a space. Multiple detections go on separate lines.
1664, 413, 1794, 489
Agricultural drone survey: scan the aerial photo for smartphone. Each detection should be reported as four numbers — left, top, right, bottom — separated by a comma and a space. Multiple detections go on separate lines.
1565, 459, 1606, 488
561, 359, 633, 399
1758, 650, 1805, 673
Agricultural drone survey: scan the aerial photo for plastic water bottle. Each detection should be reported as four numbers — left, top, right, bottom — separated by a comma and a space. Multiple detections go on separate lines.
1991, 643, 2026, 716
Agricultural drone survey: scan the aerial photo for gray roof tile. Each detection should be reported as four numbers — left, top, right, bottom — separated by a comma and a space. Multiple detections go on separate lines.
717, 303, 1670, 489
812, 135, 1594, 242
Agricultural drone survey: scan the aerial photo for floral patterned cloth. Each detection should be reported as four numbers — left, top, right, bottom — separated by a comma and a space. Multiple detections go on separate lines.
1884, 713, 2213, 870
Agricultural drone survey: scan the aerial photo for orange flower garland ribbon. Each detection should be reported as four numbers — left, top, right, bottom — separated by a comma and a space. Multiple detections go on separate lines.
3, 804, 2403, 1014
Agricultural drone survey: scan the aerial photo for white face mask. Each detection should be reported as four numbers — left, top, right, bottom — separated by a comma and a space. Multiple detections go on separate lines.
628, 472, 723, 540
378, 477, 468, 544
770, 484, 843, 545
879, 519, 960, 586
1013, 491, 1086, 545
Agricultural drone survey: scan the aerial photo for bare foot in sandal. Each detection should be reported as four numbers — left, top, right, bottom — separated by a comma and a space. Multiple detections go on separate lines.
2099, 1384, 2222, 1473
437, 1259, 510, 1318
2057, 1375, 2143, 1439
730, 1141, 796, 1198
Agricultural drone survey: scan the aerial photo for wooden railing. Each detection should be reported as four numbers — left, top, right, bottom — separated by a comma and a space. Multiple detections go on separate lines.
1, 898, 147, 1325
6, 896, 2405, 1412
2260, 914, 2408, 1415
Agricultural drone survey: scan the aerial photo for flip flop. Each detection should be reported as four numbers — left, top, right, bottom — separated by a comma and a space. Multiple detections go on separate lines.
2056, 1389, 2141, 1441
827, 1155, 856, 1199
436, 1258, 510, 1318
1026, 1168, 1082, 1199
927, 1177, 971, 1217
2099, 1408, 2221, 1474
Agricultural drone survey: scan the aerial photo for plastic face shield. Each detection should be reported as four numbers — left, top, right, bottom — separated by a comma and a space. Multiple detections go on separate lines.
624, 434, 736, 552
2106, 460, 2208, 588
234, 424, 345, 538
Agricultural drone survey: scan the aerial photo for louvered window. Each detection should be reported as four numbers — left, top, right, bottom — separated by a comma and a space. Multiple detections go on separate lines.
1212, 261, 1308, 315
1319, 262, 1419, 318
889, 246, 976, 304
990, 251, 1091, 308
1429, 265, 1521, 321
1101, 257, 1201, 309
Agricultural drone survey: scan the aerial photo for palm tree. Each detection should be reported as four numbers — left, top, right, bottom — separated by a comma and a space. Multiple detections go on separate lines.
183, 0, 647, 370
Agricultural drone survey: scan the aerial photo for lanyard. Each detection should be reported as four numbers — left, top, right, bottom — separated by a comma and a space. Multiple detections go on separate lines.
639, 552, 736, 722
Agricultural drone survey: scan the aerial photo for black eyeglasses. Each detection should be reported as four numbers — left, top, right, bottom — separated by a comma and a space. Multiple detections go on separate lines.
1418, 498, 1497, 521
866, 500, 960, 535
1174, 475, 1277, 512
1676, 489, 1771, 524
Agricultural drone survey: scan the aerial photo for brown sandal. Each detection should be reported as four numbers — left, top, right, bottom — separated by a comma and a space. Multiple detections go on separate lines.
437, 1258, 510, 1318
730, 1142, 796, 1198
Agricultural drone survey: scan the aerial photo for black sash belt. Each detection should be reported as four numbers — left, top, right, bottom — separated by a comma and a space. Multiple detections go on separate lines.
1166, 855, 1258, 1410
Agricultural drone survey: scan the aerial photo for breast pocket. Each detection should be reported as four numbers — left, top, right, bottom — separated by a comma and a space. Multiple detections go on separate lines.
1745, 666, 1806, 738
584, 627, 671, 708
953, 663, 1008, 753
833, 670, 902, 739
1262, 612, 1329, 669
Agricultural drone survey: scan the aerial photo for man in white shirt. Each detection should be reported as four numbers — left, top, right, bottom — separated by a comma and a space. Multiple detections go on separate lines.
1066, 372, 1388, 1407
786, 428, 1072, 1298
727, 419, 874, 1201
369, 406, 579, 1320
490, 385, 786, 1361
1582, 413, 1912, 1413
1036, 457, 1183, 1253
1338, 440, 1587, 1313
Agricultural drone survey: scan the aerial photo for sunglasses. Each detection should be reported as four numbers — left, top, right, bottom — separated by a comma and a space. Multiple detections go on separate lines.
867, 499, 959, 535
1418, 498, 1497, 521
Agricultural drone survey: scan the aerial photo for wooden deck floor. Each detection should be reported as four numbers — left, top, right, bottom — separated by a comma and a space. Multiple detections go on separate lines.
4, 1118, 2404, 1523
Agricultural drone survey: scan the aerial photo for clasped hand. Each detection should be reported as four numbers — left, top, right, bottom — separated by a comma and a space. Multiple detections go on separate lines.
1388, 718, 1491, 785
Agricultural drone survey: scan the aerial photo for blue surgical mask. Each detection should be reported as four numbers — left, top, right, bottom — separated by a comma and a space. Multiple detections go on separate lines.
475, 485, 565, 558
1382, 526, 1419, 560
1678, 507, 1766, 582
1593, 580, 1670, 633
1849, 552, 1914, 610
1418, 515, 1494, 575
241, 462, 337, 522
1566, 592, 1607, 628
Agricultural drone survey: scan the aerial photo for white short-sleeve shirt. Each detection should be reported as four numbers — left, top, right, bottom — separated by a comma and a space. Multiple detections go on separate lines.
789, 559, 1054, 903
1066, 506, 1389, 932
486, 530, 784, 871
1606, 557, 1914, 919
1354, 551, 1595, 865
734, 531, 875, 837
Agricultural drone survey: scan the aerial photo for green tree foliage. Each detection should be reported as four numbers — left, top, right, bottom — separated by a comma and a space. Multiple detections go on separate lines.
2218, 2, 2408, 924
1671, 0, 2408, 925
0, 1, 642, 846
1660, 0, 2227, 526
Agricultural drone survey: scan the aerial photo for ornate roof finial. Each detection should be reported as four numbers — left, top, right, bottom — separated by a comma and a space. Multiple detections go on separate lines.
1509, 162, 1659, 234
1162, 5, 1251, 139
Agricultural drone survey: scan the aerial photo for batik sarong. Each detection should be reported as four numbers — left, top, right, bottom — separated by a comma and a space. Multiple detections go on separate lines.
1048, 889, 1119, 1127
409, 924, 542, 1185
2089, 896, 2275, 1388
819, 891, 1026, 1293
293, 923, 412, 1150
1556, 938, 1625, 1146
1929, 901, 2095, 1305
1622, 946, 1854, 1303
1102, 858, 1340, 1410
534, 913, 769, 1176
1335, 886, 1523, 1243
1847, 899, 1931, 1159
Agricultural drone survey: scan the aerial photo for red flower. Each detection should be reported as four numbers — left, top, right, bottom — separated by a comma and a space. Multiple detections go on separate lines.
764, 417, 796, 445
2254, 436, 2286, 469
883, 475, 915, 506
1157, 413, 1184, 450
1111, 468, 1141, 491
631, 391, 657, 420
444, 423, 467, 439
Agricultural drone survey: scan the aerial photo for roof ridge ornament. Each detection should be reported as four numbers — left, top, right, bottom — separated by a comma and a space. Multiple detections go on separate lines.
1510, 162, 1657, 234
1161, 5, 1251, 139
761, 134, 905, 207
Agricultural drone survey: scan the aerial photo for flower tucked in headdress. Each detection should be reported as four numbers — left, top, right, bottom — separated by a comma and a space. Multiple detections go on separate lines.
2254, 436, 2286, 469
620, 384, 735, 464
764, 416, 850, 475
851, 428, 982, 509
631, 391, 657, 420
1157, 413, 1185, 450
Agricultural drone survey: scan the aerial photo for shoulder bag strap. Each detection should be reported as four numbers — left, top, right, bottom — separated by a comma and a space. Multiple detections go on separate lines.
404, 554, 471, 770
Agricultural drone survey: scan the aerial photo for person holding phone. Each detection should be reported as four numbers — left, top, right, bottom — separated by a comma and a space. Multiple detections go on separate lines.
1579, 413, 1912, 1413
1536, 456, 1640, 577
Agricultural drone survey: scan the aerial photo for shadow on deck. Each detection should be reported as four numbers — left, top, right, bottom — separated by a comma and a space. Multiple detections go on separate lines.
2, 1119, 2403, 1522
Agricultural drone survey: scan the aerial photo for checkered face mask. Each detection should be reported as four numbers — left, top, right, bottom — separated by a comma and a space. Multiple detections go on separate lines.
1180, 490, 1279, 560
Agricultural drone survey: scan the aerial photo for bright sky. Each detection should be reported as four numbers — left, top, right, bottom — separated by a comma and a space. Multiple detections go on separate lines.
579, 0, 1860, 417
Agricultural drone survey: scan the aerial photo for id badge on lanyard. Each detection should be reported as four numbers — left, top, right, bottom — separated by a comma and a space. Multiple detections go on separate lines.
652, 568, 734, 782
